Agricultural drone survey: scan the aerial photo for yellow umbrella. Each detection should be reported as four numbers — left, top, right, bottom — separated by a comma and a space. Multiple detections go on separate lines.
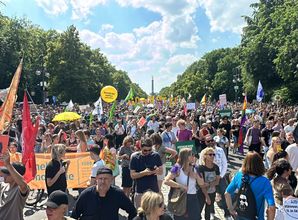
52, 112, 81, 122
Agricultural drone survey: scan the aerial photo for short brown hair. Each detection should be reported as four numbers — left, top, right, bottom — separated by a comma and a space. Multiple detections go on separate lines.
241, 151, 265, 176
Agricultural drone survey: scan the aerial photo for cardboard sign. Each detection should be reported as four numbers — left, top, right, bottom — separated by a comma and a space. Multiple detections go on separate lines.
137, 117, 147, 128
175, 141, 196, 153
28, 152, 93, 189
283, 197, 298, 220
219, 94, 227, 106
186, 103, 196, 110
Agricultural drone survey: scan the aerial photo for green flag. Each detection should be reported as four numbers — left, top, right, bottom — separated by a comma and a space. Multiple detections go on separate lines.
109, 102, 116, 121
124, 88, 134, 102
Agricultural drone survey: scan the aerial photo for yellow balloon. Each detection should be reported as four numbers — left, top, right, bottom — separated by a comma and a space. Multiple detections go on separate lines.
100, 86, 118, 103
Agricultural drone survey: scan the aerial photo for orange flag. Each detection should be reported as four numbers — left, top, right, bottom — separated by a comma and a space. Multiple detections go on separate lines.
0, 60, 23, 133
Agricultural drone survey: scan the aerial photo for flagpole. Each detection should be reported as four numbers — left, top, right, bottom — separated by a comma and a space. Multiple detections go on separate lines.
26, 90, 39, 115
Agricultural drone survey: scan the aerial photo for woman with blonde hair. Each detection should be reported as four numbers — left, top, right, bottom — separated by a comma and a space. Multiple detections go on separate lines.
197, 147, 220, 220
118, 135, 135, 197
45, 144, 70, 196
164, 148, 205, 220
133, 191, 172, 220
75, 130, 87, 152
266, 136, 282, 168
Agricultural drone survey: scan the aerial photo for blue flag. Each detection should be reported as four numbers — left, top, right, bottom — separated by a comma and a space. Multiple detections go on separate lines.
256, 80, 264, 102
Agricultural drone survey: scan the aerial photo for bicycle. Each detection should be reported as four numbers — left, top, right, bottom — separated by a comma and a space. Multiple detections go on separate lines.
26, 188, 46, 206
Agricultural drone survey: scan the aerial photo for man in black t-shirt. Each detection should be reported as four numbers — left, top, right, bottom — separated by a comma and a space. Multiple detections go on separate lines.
261, 121, 274, 148
130, 138, 162, 209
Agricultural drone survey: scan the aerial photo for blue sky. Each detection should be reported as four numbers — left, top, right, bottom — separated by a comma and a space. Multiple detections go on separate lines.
2, 0, 256, 94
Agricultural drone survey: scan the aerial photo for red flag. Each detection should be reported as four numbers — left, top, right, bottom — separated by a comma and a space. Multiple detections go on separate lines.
184, 104, 188, 116
22, 92, 39, 183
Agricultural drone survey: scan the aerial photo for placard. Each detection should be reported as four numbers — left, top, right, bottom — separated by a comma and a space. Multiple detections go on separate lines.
175, 141, 195, 153
186, 103, 196, 110
283, 197, 298, 220
219, 94, 227, 106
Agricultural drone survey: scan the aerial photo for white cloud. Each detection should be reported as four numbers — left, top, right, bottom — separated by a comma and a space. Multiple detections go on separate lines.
70, 0, 107, 20
199, 0, 255, 33
101, 24, 114, 32
35, 0, 69, 15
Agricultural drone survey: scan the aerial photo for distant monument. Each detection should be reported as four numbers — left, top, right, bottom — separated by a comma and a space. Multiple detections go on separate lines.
151, 76, 155, 96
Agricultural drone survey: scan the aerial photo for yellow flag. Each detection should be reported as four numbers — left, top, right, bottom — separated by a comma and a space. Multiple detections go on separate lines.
0, 60, 23, 133
200, 94, 207, 106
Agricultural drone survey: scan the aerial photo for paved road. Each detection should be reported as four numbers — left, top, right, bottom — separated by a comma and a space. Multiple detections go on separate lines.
24, 148, 245, 220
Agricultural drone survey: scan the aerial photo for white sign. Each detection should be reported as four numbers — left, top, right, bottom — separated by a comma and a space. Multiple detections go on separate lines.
133, 106, 141, 114
219, 94, 227, 106
283, 197, 298, 220
186, 103, 196, 110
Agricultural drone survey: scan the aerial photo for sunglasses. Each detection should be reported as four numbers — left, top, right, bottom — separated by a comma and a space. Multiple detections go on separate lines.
208, 153, 216, 157
206, 140, 214, 143
158, 202, 164, 208
142, 148, 152, 153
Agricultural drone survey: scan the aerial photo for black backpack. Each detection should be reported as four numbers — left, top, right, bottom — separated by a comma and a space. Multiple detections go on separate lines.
235, 175, 259, 220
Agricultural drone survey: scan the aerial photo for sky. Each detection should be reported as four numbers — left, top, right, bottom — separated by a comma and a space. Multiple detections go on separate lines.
1, 0, 257, 94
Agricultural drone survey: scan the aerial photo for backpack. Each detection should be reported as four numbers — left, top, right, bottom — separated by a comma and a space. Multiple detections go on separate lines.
235, 175, 260, 220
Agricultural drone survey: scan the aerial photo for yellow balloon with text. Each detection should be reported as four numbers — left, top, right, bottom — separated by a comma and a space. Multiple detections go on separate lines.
100, 86, 118, 103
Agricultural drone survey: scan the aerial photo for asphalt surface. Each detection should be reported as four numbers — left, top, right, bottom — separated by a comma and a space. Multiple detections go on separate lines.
24, 148, 245, 220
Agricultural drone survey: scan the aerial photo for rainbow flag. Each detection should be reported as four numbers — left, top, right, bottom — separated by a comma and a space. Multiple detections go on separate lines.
238, 95, 247, 154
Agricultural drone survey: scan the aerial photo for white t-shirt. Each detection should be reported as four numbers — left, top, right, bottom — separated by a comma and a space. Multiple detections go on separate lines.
286, 143, 298, 170
284, 125, 295, 134
91, 159, 105, 178
175, 169, 197, 194
147, 121, 159, 132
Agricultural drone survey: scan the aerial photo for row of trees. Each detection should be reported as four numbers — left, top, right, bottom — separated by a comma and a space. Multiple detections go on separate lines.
0, 15, 146, 104
160, 0, 298, 103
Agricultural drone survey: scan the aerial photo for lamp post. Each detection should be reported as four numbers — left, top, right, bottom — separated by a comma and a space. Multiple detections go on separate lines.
233, 67, 241, 102
36, 66, 50, 105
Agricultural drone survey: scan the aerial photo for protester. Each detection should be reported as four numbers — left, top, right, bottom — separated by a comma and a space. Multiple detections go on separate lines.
89, 145, 105, 186
164, 148, 205, 220
71, 167, 137, 220
266, 136, 282, 168
267, 159, 293, 206
225, 151, 275, 220
133, 191, 172, 220
101, 134, 118, 180
130, 138, 163, 208
0, 151, 27, 220
150, 133, 177, 191
118, 135, 134, 197
8, 141, 22, 163
176, 119, 193, 141
42, 190, 75, 220
161, 122, 177, 149
45, 144, 70, 196
75, 130, 87, 152
245, 120, 263, 153
197, 147, 220, 220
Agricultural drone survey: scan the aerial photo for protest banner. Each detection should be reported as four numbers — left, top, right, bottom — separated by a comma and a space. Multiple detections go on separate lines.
137, 117, 147, 128
219, 109, 232, 118
175, 140, 195, 153
28, 152, 93, 189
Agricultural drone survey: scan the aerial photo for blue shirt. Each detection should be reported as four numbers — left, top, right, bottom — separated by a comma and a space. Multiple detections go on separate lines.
226, 171, 275, 220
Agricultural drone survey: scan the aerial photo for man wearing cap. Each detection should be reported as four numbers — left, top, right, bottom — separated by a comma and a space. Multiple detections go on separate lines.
0, 152, 29, 220
71, 167, 136, 220
43, 190, 74, 220
89, 145, 105, 186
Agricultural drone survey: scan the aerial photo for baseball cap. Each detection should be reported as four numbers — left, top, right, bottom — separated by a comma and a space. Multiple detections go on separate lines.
96, 167, 113, 176
0, 163, 26, 176
89, 145, 101, 155
45, 190, 68, 208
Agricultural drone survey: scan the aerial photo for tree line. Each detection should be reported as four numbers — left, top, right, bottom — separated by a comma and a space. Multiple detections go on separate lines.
0, 15, 146, 104
159, 0, 298, 104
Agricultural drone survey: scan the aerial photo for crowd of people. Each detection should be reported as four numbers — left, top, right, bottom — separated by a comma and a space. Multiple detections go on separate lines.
1, 100, 298, 220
